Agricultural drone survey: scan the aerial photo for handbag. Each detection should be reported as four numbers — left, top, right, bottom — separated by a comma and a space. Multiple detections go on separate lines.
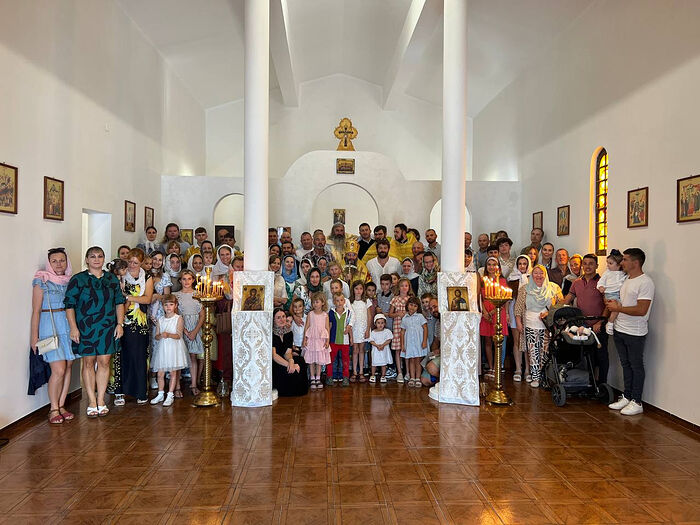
37, 292, 59, 355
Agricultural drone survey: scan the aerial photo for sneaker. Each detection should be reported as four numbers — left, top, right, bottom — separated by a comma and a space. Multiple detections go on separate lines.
150, 392, 165, 405
405, 373, 411, 381
136, 398, 149, 405
342, 378, 350, 387
369, 376, 376, 383
326, 377, 334, 387
380, 376, 387, 383
397, 374, 404, 384
310, 381, 318, 391
606, 323, 614, 335
162, 392, 175, 407
608, 395, 630, 410
114, 394, 125, 406
385, 367, 397, 379
149, 378, 158, 390
620, 399, 643, 415
530, 381, 540, 388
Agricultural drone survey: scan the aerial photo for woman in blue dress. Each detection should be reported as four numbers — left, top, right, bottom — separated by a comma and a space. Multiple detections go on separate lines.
30, 248, 79, 424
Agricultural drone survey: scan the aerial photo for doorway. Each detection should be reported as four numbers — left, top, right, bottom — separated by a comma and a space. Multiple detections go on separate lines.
82, 209, 112, 268
311, 183, 379, 234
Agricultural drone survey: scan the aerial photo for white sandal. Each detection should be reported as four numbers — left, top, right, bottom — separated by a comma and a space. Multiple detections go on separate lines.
86, 406, 98, 418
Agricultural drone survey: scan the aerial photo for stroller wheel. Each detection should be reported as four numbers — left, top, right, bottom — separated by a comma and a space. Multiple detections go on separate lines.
552, 384, 567, 407
598, 383, 614, 404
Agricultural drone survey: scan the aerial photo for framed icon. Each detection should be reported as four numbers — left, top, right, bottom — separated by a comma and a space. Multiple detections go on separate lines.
557, 205, 570, 236
144, 206, 154, 229
532, 211, 543, 231
43, 177, 64, 221
333, 208, 346, 225
336, 158, 355, 174
677, 174, 700, 223
124, 200, 136, 232
181, 228, 194, 245
0, 162, 18, 214
242, 285, 265, 311
627, 187, 648, 228
447, 286, 469, 312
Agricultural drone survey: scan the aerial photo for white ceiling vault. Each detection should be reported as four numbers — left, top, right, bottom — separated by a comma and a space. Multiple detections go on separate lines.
117, 0, 594, 116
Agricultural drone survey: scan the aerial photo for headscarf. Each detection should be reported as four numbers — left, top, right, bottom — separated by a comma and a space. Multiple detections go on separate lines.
539, 244, 554, 269
525, 264, 560, 311
400, 257, 419, 280
272, 308, 291, 338
296, 258, 312, 286
419, 255, 439, 285
187, 253, 205, 276
316, 255, 329, 278
164, 254, 181, 279
124, 267, 148, 326
212, 244, 233, 278
483, 256, 503, 279
508, 255, 532, 285
34, 253, 73, 286
564, 253, 583, 283
305, 268, 323, 293
124, 267, 146, 296
281, 255, 299, 284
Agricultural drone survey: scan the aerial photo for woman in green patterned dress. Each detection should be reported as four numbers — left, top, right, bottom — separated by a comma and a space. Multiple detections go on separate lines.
65, 246, 125, 418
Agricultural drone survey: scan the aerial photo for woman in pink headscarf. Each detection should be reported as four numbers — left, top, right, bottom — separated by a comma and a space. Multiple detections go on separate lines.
30, 248, 80, 424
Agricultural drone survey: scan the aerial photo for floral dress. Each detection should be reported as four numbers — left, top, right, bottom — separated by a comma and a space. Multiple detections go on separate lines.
390, 295, 409, 351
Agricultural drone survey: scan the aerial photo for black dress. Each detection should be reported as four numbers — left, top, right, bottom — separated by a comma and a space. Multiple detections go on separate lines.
272, 332, 308, 397
121, 274, 151, 400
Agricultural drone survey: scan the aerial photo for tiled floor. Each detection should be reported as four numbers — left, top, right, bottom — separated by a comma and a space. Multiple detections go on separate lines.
1, 380, 699, 524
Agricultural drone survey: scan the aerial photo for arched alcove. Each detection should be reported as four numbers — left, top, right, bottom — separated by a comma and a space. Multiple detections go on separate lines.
429, 199, 471, 242
310, 183, 379, 235
213, 193, 245, 246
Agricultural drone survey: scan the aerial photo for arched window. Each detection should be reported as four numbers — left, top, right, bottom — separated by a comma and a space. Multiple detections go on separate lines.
594, 149, 608, 255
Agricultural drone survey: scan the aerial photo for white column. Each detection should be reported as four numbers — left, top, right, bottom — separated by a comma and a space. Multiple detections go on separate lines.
433, 0, 479, 406
243, 0, 269, 271
440, 0, 468, 273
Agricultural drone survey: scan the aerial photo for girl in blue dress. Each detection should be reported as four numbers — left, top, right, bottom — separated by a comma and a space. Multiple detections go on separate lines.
30, 248, 79, 424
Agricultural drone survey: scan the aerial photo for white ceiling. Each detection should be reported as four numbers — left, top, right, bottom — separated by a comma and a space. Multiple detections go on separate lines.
117, 0, 594, 115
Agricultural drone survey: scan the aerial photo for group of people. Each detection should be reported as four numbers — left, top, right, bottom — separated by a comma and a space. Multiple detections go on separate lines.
30, 221, 654, 421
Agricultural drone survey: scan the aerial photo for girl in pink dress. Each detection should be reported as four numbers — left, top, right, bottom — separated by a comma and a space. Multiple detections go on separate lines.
302, 292, 330, 390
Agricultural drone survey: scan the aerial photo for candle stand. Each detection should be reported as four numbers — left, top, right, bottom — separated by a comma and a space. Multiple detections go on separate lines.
193, 267, 223, 407
483, 274, 514, 406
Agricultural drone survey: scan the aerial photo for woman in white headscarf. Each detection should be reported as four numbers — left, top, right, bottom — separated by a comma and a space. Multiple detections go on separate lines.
270, 255, 287, 308
508, 255, 532, 382
562, 253, 582, 297
514, 264, 563, 388
400, 257, 419, 295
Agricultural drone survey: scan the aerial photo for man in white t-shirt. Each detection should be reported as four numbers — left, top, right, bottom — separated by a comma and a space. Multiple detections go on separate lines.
366, 239, 401, 286
606, 248, 655, 416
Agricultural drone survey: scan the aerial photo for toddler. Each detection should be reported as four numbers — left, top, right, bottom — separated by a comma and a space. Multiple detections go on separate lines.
368, 314, 393, 383
400, 297, 428, 388
598, 249, 627, 335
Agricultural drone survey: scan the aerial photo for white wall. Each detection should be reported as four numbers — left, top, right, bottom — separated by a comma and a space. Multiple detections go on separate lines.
0, 0, 204, 427
474, 0, 700, 424
310, 183, 379, 235
213, 194, 245, 247
207, 74, 474, 182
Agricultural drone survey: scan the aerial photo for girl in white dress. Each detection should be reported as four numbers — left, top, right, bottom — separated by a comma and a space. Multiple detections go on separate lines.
368, 314, 393, 383
174, 270, 204, 395
150, 294, 189, 407
350, 281, 372, 383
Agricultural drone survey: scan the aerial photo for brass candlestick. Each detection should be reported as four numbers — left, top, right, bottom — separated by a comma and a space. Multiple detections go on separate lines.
193, 267, 223, 407
483, 274, 513, 406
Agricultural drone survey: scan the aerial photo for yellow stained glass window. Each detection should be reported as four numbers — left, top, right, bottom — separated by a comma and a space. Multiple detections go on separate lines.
595, 149, 608, 256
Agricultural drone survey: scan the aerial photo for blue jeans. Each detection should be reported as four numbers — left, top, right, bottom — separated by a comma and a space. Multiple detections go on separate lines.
613, 330, 646, 401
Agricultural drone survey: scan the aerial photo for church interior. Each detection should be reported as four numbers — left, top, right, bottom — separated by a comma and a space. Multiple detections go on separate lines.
1, 0, 699, 523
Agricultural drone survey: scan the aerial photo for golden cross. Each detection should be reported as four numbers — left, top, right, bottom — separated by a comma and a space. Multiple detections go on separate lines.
334, 117, 357, 151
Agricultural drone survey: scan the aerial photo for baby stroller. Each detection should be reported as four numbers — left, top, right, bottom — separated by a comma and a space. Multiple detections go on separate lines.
541, 305, 614, 407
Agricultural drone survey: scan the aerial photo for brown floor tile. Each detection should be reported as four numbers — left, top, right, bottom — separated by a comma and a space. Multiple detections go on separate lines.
241, 466, 285, 484
385, 481, 432, 503
429, 480, 483, 503
444, 503, 502, 525
492, 501, 558, 524
526, 480, 580, 502
420, 462, 470, 481
546, 502, 613, 524
337, 483, 383, 505
125, 488, 181, 511
340, 506, 388, 524
290, 465, 329, 483
57, 510, 112, 525
233, 484, 280, 508
478, 480, 534, 502
283, 506, 331, 525
178, 485, 233, 508
336, 464, 379, 483
224, 508, 277, 524
288, 483, 330, 507
379, 462, 423, 481
595, 498, 663, 522
10, 489, 78, 515
170, 510, 227, 524
387, 503, 442, 524
645, 498, 700, 522
75, 488, 129, 510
